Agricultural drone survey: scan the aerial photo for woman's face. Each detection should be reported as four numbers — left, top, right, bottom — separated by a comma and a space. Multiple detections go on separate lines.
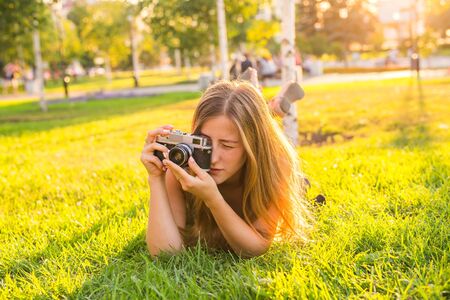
199, 115, 247, 186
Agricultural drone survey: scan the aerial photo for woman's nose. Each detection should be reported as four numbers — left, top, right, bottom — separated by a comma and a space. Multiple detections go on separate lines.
210, 149, 220, 165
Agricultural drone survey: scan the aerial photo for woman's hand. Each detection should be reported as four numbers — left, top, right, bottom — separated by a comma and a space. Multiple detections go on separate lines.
163, 157, 220, 206
140, 125, 173, 178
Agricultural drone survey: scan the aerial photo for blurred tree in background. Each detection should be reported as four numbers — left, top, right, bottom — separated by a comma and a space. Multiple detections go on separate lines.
296, 0, 377, 59
68, 0, 129, 78
246, 19, 280, 52
426, 0, 450, 38
0, 0, 48, 70
426, 0, 450, 55
296, 0, 326, 56
145, 0, 260, 67
0, 0, 449, 80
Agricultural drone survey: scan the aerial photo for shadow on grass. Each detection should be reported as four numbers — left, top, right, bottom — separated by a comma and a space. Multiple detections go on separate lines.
387, 76, 432, 149
2, 201, 272, 298
299, 127, 355, 146
0, 204, 145, 283
0, 91, 200, 137
65, 233, 150, 299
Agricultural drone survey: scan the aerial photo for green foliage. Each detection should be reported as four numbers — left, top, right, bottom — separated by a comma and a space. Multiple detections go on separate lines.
138, 34, 163, 68
145, 0, 259, 64
0, 0, 47, 38
246, 19, 280, 49
224, 0, 261, 50
297, 33, 330, 57
0, 0, 82, 73
0, 78, 449, 298
68, 0, 130, 69
0, 0, 49, 65
426, 0, 450, 37
147, 0, 215, 58
296, 0, 377, 58
40, 18, 83, 74
323, 0, 376, 54
296, 0, 319, 36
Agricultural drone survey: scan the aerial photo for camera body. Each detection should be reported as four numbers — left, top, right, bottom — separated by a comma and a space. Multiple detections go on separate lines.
154, 130, 212, 171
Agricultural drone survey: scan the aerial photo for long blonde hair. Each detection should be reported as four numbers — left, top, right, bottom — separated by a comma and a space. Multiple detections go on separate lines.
183, 81, 311, 249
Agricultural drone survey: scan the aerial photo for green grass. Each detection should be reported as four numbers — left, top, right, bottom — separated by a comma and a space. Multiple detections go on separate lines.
0, 77, 449, 298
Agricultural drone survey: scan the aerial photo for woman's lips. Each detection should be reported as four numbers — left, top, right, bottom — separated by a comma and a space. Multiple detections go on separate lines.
209, 168, 223, 174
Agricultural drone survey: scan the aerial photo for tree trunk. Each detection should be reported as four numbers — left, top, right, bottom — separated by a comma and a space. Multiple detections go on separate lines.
216, 0, 229, 80
343, 48, 349, 68
33, 24, 46, 112
174, 48, 182, 75
105, 55, 113, 84
209, 43, 217, 80
130, 17, 140, 87
183, 49, 191, 79
17, 44, 25, 71
281, 0, 298, 145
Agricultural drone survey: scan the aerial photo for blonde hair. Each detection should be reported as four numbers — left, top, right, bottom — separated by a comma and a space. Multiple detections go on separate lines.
183, 81, 311, 250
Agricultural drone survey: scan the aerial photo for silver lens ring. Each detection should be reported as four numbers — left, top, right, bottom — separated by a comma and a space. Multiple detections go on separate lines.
169, 143, 192, 166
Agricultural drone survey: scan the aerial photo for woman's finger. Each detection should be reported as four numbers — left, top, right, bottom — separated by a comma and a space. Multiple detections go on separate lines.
145, 125, 174, 144
187, 157, 207, 179
163, 159, 191, 182
142, 142, 169, 156
145, 129, 169, 143
141, 154, 164, 170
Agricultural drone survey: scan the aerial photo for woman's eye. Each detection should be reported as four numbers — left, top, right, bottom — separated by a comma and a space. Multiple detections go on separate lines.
222, 144, 234, 149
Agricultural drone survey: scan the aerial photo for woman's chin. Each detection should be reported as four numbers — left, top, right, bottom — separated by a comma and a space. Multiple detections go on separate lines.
210, 173, 227, 185
211, 175, 223, 184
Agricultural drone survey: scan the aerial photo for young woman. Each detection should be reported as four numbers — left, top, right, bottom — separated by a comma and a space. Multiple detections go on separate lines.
140, 80, 311, 258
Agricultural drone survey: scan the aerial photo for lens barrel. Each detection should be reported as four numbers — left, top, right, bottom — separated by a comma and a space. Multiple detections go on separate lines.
168, 143, 192, 167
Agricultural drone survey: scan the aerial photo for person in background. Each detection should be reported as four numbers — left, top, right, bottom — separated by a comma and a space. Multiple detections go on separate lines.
258, 55, 278, 87
3, 62, 20, 94
240, 53, 253, 74
229, 58, 241, 80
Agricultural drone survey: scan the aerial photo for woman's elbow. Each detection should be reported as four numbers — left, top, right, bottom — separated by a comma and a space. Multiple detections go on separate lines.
146, 237, 183, 257
147, 242, 162, 257
238, 240, 272, 258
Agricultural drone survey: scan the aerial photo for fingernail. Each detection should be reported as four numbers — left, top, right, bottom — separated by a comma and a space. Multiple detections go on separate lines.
162, 129, 170, 134
162, 160, 168, 165
162, 167, 167, 172
189, 157, 193, 162
163, 152, 168, 159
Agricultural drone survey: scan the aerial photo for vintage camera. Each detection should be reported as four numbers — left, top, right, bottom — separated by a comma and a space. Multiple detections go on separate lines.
154, 130, 212, 171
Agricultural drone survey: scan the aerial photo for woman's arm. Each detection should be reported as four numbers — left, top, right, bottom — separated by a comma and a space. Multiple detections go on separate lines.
141, 125, 185, 256
163, 157, 278, 258
206, 193, 278, 258
146, 176, 184, 256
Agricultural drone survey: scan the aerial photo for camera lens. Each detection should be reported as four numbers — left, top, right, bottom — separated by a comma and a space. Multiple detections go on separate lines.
169, 143, 192, 167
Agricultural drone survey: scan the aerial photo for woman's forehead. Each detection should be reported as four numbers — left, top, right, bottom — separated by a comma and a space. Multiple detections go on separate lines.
200, 116, 241, 141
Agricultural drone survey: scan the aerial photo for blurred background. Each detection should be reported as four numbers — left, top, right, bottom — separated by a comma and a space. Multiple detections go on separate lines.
1, 3, 449, 298
0, 0, 449, 98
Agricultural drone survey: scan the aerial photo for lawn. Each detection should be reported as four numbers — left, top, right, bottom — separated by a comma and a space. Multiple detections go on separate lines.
0, 68, 205, 98
43, 68, 205, 94
0, 77, 449, 298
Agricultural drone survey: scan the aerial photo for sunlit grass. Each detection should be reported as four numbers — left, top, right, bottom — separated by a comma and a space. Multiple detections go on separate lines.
0, 77, 449, 298
0, 68, 205, 98
45, 68, 205, 93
